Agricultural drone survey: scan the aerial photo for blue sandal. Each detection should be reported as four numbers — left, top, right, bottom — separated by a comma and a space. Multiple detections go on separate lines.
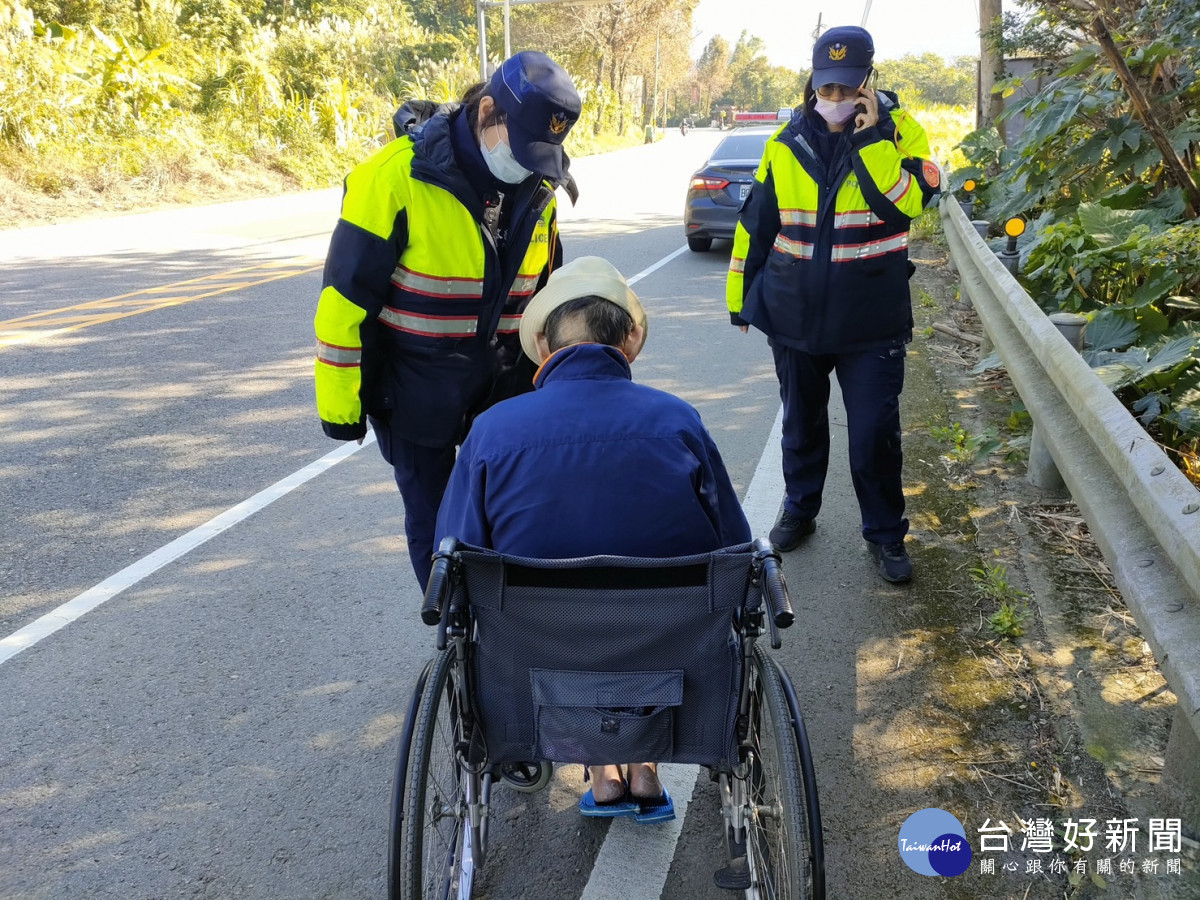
579, 768, 639, 818
632, 788, 675, 825
579, 789, 639, 817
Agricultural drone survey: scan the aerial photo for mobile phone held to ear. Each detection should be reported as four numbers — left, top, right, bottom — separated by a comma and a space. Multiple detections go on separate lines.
855, 76, 871, 119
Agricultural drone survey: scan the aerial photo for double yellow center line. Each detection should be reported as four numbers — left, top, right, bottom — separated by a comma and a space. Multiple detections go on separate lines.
0, 257, 322, 349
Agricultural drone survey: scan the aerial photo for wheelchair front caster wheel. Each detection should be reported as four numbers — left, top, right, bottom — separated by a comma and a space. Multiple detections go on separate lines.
499, 761, 553, 793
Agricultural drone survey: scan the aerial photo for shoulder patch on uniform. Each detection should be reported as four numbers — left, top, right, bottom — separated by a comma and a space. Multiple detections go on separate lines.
922, 160, 941, 188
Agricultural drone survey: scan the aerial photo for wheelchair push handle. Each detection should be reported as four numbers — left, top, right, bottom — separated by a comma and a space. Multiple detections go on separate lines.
762, 554, 795, 628
752, 538, 794, 629
421, 538, 460, 626
420, 564, 450, 626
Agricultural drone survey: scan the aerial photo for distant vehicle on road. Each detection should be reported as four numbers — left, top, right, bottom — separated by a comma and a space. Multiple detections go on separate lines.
682, 125, 775, 252
732, 108, 791, 126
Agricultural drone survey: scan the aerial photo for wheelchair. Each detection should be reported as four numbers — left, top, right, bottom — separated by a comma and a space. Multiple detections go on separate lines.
388, 537, 825, 900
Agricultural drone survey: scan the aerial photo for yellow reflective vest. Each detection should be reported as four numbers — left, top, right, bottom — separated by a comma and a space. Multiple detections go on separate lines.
727, 94, 940, 353
314, 110, 560, 447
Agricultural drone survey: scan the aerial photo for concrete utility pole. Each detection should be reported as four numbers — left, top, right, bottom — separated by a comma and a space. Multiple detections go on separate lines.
651, 32, 660, 131
979, 0, 1006, 141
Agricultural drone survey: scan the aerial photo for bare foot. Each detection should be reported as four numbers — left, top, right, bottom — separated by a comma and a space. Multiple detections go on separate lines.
626, 762, 662, 800
588, 765, 626, 803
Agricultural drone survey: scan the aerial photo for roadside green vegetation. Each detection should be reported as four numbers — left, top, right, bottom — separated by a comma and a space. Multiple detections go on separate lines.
953, 1, 1200, 480
1, 0, 979, 213
0, 0, 696, 200
971, 555, 1032, 639
931, 417, 1028, 466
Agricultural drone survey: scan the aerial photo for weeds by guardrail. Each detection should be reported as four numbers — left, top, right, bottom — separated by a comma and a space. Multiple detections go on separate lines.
940, 195, 1200, 828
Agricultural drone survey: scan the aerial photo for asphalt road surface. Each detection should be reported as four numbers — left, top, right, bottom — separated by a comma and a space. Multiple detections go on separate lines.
1, 130, 951, 899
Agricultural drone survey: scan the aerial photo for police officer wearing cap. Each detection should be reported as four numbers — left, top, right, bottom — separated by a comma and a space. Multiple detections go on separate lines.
726, 26, 942, 583
314, 51, 581, 590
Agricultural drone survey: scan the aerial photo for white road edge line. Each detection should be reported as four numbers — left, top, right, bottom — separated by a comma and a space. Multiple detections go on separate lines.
0, 244, 693, 668
627, 244, 691, 286
0, 434, 376, 666
581, 407, 784, 899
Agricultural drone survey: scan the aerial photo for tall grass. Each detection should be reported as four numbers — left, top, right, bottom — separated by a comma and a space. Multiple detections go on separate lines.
1, 0, 653, 211
901, 104, 974, 242
906, 102, 975, 173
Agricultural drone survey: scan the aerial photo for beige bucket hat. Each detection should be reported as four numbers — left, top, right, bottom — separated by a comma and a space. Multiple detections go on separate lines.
518, 256, 648, 363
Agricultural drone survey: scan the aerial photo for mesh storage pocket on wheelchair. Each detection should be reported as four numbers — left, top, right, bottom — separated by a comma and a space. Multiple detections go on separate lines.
530, 668, 683, 763
463, 550, 749, 767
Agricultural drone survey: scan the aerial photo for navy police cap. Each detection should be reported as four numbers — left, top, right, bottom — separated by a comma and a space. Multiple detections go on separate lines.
811, 26, 875, 89
489, 51, 581, 182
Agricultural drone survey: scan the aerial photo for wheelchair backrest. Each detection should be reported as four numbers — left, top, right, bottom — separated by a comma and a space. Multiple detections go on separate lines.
451, 542, 758, 768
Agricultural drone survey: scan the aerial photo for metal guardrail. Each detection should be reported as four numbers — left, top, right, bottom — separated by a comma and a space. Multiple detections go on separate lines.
939, 198, 1200, 766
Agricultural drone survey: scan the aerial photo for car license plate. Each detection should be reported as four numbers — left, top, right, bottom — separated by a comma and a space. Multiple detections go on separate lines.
739, 184, 750, 201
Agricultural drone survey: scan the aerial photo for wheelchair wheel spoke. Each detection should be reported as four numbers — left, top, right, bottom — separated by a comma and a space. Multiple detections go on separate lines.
739, 646, 813, 899
402, 649, 476, 899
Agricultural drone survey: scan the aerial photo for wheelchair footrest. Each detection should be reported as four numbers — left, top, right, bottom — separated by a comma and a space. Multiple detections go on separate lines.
713, 855, 751, 890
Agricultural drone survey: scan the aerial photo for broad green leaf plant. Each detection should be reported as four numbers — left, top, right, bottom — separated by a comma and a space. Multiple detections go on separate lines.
955, 1, 1200, 477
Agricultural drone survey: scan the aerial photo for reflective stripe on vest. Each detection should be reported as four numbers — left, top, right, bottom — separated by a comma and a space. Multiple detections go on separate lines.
773, 234, 815, 259
834, 210, 884, 229
316, 340, 361, 368
830, 233, 908, 262
380, 307, 478, 338
508, 274, 539, 298
391, 266, 485, 299
377, 309, 522, 338
780, 208, 817, 226
884, 171, 914, 204
730, 256, 746, 274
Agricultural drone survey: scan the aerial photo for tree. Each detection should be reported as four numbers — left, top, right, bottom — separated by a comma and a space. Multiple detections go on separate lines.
694, 35, 730, 117
715, 31, 802, 111
720, 31, 763, 107
980, 0, 1006, 137
1017, 0, 1200, 218
406, 0, 474, 34
876, 53, 976, 107
512, 0, 693, 133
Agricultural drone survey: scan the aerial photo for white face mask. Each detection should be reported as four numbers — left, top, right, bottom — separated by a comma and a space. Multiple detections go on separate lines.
482, 125, 534, 184
814, 97, 858, 126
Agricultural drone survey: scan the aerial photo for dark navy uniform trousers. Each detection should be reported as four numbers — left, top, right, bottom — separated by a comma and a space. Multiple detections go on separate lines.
371, 418, 456, 592
771, 339, 909, 545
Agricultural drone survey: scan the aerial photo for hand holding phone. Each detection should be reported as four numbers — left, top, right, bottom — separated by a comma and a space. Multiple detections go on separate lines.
853, 87, 879, 133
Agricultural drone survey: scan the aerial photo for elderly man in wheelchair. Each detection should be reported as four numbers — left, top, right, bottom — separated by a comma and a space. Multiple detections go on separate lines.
389, 258, 824, 899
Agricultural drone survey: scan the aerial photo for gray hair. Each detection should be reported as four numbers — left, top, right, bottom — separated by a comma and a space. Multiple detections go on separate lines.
544, 295, 635, 352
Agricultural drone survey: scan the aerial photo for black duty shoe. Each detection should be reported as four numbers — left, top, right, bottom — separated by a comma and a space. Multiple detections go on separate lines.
769, 508, 815, 552
869, 540, 913, 583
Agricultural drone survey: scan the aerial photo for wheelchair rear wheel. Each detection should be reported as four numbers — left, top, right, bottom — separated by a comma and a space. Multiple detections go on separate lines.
400, 648, 477, 899
741, 644, 820, 899
389, 658, 435, 900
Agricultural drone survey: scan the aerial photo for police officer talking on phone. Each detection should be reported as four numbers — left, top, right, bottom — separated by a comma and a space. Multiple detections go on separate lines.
726, 25, 942, 583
